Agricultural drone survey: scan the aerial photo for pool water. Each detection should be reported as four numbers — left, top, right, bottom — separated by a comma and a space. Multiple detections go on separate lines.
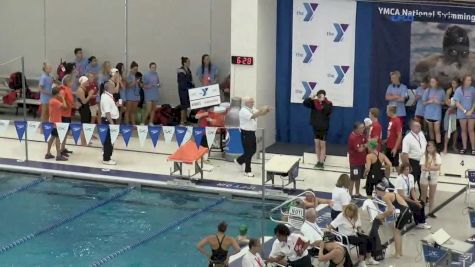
0, 172, 276, 266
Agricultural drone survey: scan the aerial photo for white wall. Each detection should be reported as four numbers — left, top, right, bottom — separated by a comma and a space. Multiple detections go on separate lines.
0, 0, 231, 105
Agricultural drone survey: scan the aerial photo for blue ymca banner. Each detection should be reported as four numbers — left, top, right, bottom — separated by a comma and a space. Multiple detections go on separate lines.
225, 128, 244, 155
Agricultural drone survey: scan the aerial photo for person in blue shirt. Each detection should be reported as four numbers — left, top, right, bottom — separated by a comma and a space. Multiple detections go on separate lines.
142, 62, 160, 125
85, 56, 100, 77
385, 71, 408, 124
125, 61, 142, 125
39, 63, 54, 123
196, 54, 218, 86
414, 78, 428, 122
177, 57, 194, 124
453, 75, 475, 154
74, 48, 88, 77
422, 77, 445, 148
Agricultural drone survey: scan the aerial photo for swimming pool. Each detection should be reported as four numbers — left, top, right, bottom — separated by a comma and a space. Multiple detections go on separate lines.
0, 171, 277, 266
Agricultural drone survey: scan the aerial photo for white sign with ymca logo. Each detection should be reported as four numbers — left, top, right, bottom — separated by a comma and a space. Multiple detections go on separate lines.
188, 84, 221, 109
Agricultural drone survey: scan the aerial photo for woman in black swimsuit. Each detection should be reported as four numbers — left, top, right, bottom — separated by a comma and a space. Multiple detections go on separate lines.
317, 232, 352, 267
196, 221, 240, 267
364, 140, 392, 197
375, 183, 412, 258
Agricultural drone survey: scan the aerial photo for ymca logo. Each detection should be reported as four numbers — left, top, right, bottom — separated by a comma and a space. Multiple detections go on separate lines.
296, 44, 318, 63
333, 65, 350, 84
201, 88, 208, 96
328, 23, 349, 42
301, 81, 317, 99
296, 2, 318, 22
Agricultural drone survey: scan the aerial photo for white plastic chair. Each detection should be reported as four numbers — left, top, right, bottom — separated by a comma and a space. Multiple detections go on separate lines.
330, 230, 359, 256
269, 191, 314, 230
465, 169, 475, 207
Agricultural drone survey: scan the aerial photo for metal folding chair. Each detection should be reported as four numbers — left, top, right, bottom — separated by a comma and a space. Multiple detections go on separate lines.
465, 169, 475, 208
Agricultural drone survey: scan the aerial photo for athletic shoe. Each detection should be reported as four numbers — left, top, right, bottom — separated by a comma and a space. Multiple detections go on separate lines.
61, 151, 69, 157
56, 156, 68, 161
234, 159, 242, 171
428, 214, 437, 219
358, 261, 368, 267
45, 153, 55, 160
62, 149, 73, 154
416, 223, 432, 229
102, 160, 117, 165
366, 257, 380, 265
244, 172, 255, 177
314, 162, 324, 170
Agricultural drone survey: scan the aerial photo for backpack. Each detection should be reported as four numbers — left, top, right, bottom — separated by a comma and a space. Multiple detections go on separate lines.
154, 104, 173, 125
8, 72, 28, 90
2, 91, 17, 105
57, 59, 67, 81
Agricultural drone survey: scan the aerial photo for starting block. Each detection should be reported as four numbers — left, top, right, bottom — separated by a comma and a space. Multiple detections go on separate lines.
167, 141, 209, 181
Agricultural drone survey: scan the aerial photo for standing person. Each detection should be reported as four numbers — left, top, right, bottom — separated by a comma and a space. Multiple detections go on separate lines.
331, 174, 352, 220
414, 78, 428, 123
385, 105, 403, 169
85, 56, 100, 76
98, 61, 112, 89
74, 48, 87, 77
39, 63, 54, 123
395, 163, 431, 229
114, 63, 127, 123
443, 78, 460, 154
420, 141, 442, 218
234, 97, 271, 177
142, 62, 160, 125
268, 224, 312, 267
401, 119, 427, 195
100, 81, 120, 165
196, 221, 241, 267
125, 61, 142, 125
422, 77, 445, 148
77, 76, 96, 145
45, 87, 68, 161
177, 57, 194, 124
385, 71, 408, 126
303, 89, 333, 170
347, 121, 368, 198
59, 74, 74, 156
453, 75, 475, 154
86, 73, 100, 124
368, 108, 382, 151
364, 140, 392, 198
196, 54, 219, 86
241, 238, 265, 267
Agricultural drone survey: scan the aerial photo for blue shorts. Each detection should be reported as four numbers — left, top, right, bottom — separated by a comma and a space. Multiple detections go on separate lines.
144, 88, 159, 102
126, 87, 140, 102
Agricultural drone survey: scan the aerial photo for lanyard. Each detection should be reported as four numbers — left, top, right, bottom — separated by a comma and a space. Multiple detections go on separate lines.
345, 215, 356, 230
402, 175, 411, 195
104, 92, 114, 101
411, 132, 421, 149
255, 256, 264, 267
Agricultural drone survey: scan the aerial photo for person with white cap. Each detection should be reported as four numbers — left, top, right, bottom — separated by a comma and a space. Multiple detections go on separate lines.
77, 76, 97, 145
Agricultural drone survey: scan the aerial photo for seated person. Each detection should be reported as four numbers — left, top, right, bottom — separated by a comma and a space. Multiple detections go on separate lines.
300, 208, 324, 257
317, 232, 352, 267
237, 224, 250, 247
268, 224, 313, 267
281, 198, 306, 222
303, 189, 332, 209
242, 238, 265, 267
329, 204, 379, 266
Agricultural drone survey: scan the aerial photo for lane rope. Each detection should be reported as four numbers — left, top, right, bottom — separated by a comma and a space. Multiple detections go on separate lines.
0, 187, 134, 254
90, 197, 226, 267
0, 178, 45, 201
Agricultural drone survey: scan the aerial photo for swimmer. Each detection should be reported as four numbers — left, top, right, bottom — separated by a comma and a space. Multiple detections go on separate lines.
237, 225, 250, 246
196, 221, 241, 267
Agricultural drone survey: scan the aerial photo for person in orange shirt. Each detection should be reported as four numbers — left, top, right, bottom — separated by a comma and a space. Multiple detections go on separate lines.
59, 74, 74, 157
45, 87, 68, 161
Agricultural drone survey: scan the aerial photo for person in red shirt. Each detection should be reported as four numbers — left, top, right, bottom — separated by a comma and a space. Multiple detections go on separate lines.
59, 74, 75, 157
385, 105, 402, 168
348, 121, 367, 197
86, 73, 100, 123
45, 87, 68, 161
369, 107, 382, 151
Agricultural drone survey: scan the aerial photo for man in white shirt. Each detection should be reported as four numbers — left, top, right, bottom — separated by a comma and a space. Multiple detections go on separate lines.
268, 224, 312, 267
300, 208, 323, 258
100, 81, 120, 165
241, 238, 265, 267
234, 97, 271, 177
401, 120, 427, 194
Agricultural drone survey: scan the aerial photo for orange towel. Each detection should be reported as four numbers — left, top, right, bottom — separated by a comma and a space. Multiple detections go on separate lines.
167, 140, 209, 164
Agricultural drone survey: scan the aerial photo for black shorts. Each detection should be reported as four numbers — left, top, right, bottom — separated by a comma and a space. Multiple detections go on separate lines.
385, 147, 400, 167
51, 128, 58, 137
312, 127, 328, 141
61, 117, 72, 123
395, 207, 413, 230
426, 119, 438, 123
178, 89, 190, 109
350, 165, 365, 180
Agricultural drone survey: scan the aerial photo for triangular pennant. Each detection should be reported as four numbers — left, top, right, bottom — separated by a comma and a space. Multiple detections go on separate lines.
55, 123, 70, 142
14, 121, 27, 141
69, 123, 82, 144
109, 125, 120, 144
82, 123, 96, 145
205, 127, 218, 149
183, 126, 193, 144
120, 124, 133, 147
136, 125, 148, 148
27, 121, 41, 139
41, 122, 54, 141
192, 127, 205, 148
162, 126, 175, 144
0, 120, 9, 136
175, 126, 187, 146
97, 124, 109, 146
148, 125, 162, 149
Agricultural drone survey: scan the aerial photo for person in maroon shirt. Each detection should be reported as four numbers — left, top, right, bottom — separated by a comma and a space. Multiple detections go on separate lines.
348, 121, 368, 197
369, 107, 382, 152
384, 105, 402, 168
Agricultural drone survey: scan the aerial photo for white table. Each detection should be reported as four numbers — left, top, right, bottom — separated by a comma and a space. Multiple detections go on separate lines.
266, 155, 301, 190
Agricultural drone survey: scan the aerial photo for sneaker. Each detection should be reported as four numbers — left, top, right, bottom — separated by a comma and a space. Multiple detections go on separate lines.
102, 160, 117, 165
56, 156, 68, 161
428, 214, 437, 219
416, 223, 432, 229
45, 153, 54, 160
244, 172, 255, 177
314, 162, 324, 170
62, 149, 73, 154
366, 257, 380, 265
358, 261, 368, 267
61, 151, 70, 157
234, 159, 242, 171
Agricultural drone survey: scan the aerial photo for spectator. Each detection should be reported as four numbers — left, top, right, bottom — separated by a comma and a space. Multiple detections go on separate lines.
368, 108, 382, 151
77, 76, 96, 145
330, 204, 379, 266
114, 63, 127, 123
220, 74, 231, 102
101, 81, 120, 165
317, 232, 351, 267
414, 78, 428, 123
385, 105, 402, 169
234, 97, 271, 177
423, 77, 445, 149
385, 71, 408, 126
302, 189, 331, 209
347, 121, 368, 198
300, 208, 324, 257
45, 87, 68, 161
364, 140, 392, 198
420, 141, 442, 218
401, 119, 427, 195
303, 89, 333, 170
98, 61, 112, 89
177, 57, 194, 124
331, 174, 351, 220
395, 163, 431, 229
59, 74, 74, 157
237, 225, 250, 247
196, 54, 218, 86
39, 63, 54, 123
443, 78, 460, 154
268, 224, 312, 267
453, 75, 475, 154
85, 56, 100, 76
86, 73, 99, 124
74, 48, 87, 77
142, 62, 160, 125
196, 221, 240, 267
125, 61, 141, 125
241, 238, 265, 267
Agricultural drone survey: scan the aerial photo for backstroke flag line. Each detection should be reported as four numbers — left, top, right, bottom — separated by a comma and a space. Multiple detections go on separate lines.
56, 123, 70, 143
82, 123, 96, 145
109, 125, 120, 144
0, 120, 9, 136
136, 125, 148, 148
162, 126, 175, 144
27, 121, 40, 139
